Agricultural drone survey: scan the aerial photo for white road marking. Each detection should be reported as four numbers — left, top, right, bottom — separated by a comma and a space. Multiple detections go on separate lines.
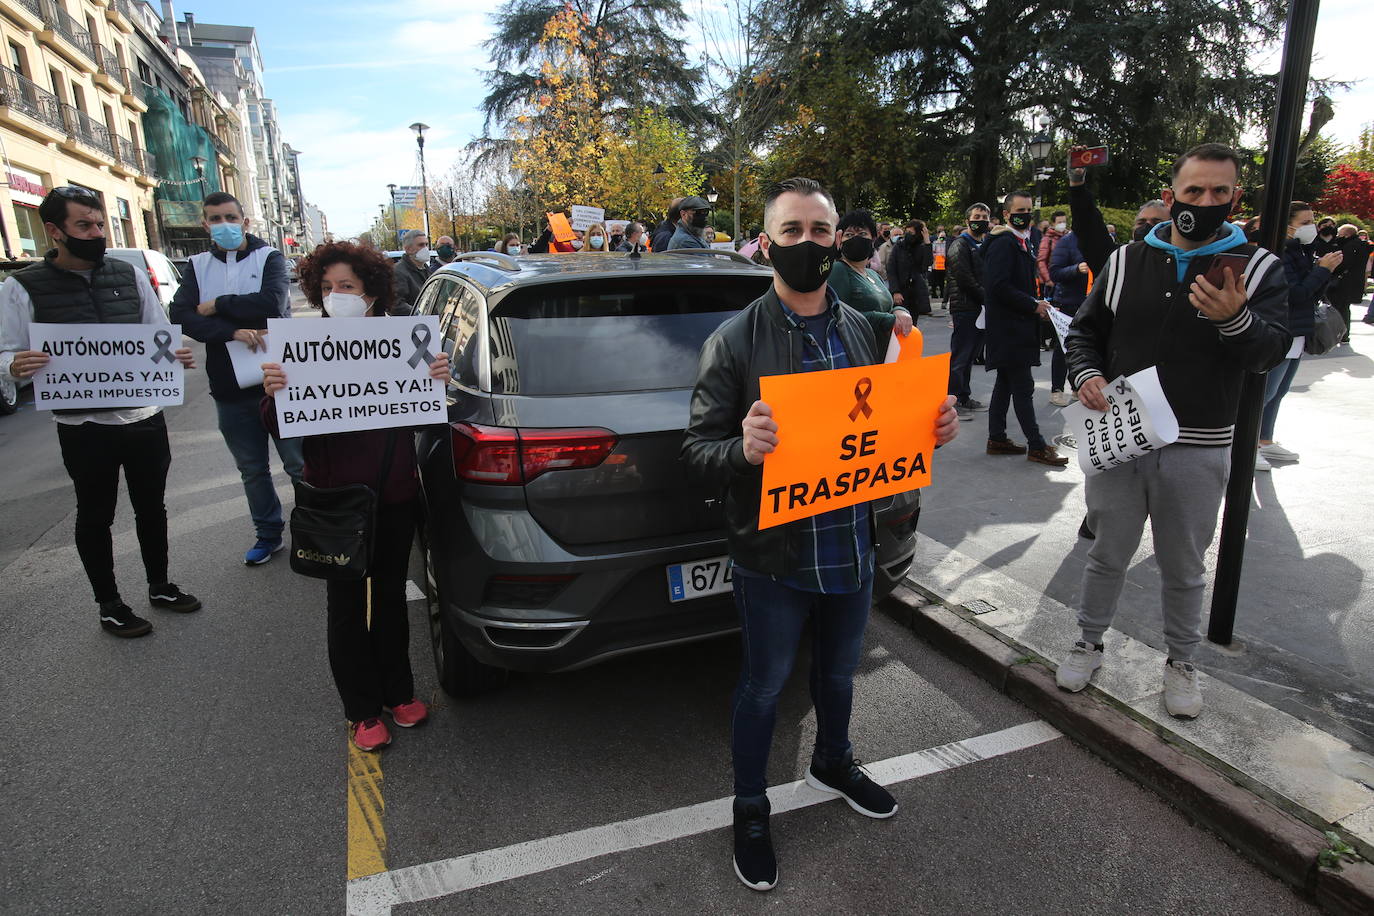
345, 720, 1061, 915
405, 581, 424, 603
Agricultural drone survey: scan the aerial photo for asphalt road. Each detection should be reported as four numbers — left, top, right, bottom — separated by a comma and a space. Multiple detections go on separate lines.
0, 288, 1317, 914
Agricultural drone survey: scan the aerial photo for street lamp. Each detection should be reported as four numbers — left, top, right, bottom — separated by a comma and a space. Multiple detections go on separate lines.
191, 154, 207, 197
1028, 123, 1054, 209
387, 183, 399, 250
410, 122, 430, 238
705, 185, 719, 205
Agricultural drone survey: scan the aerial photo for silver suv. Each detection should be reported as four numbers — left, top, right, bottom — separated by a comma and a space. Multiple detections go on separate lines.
410, 250, 920, 696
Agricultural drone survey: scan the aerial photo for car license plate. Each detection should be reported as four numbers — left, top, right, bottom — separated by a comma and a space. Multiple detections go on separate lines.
667, 555, 733, 603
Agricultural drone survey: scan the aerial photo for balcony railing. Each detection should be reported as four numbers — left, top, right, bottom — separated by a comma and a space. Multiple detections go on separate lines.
209, 132, 233, 160
94, 44, 123, 82
39, 0, 94, 62
0, 67, 65, 133
139, 147, 157, 176
11, 0, 41, 18
60, 102, 113, 157
107, 0, 133, 21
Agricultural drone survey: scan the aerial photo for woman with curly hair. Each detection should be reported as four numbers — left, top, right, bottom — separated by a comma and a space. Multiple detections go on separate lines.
259, 241, 450, 752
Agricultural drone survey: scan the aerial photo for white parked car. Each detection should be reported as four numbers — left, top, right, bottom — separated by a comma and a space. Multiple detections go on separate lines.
105, 248, 181, 313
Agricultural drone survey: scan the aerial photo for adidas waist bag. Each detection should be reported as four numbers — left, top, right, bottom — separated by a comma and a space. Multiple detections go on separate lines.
289, 479, 377, 581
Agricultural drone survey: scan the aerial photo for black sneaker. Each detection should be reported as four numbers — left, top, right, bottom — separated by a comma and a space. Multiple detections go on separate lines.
99, 601, 152, 638
805, 755, 898, 818
732, 796, 777, 892
962, 397, 988, 411
148, 583, 202, 613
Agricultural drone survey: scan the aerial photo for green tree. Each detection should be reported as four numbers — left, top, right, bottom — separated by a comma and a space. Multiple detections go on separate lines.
596, 109, 704, 221
481, 0, 700, 132
1341, 124, 1374, 172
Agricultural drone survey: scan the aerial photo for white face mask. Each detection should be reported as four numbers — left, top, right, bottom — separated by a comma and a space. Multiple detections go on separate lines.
414, 247, 433, 262
1054, 222, 1067, 233
1294, 223, 1318, 245
589, 235, 605, 249
570, 239, 584, 250
509, 244, 522, 255
325, 291, 369, 318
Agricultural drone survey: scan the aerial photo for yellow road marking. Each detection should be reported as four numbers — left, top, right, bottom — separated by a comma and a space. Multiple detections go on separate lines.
347, 741, 387, 880
347, 578, 387, 881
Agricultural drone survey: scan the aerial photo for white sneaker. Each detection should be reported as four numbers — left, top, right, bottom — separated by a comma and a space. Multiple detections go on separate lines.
1258, 442, 1299, 462
1163, 660, 1203, 718
1049, 390, 1072, 407
1254, 452, 1271, 472
1056, 640, 1103, 692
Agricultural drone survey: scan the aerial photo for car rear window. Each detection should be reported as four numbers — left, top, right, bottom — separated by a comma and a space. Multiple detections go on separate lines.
487, 274, 769, 395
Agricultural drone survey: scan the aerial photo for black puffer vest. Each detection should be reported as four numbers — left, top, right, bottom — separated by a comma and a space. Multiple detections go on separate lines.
15, 252, 143, 414
13, 252, 141, 324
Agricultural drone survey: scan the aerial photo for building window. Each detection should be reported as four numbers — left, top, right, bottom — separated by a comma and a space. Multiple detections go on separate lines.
12, 205, 44, 256
49, 68, 63, 101
137, 60, 151, 84
8, 43, 24, 76
116, 198, 134, 247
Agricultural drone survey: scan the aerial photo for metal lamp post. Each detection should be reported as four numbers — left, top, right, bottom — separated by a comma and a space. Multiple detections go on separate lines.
387, 183, 399, 249
1028, 126, 1053, 209
410, 122, 431, 238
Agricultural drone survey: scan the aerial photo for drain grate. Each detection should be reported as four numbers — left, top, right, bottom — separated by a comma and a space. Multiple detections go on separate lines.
963, 599, 998, 615
1052, 434, 1077, 451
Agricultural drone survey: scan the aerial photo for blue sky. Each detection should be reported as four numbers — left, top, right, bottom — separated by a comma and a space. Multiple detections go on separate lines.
191, 0, 1373, 237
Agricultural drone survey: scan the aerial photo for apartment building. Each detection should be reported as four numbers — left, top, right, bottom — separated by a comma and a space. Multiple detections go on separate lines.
0, 0, 159, 256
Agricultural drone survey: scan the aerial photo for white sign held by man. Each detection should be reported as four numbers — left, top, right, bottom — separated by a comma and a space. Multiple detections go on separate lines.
267, 315, 444, 438
569, 205, 605, 231
1047, 306, 1073, 351
1063, 367, 1179, 475
28, 322, 185, 409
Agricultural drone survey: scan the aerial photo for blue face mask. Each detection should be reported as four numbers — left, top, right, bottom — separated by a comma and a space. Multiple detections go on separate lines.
210, 222, 244, 249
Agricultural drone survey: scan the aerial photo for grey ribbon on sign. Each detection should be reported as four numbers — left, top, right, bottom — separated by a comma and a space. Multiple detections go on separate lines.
407, 323, 436, 368
150, 329, 176, 364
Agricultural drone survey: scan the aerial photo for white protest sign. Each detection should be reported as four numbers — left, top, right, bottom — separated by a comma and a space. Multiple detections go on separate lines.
226, 333, 269, 389
710, 241, 736, 250
975, 306, 986, 330
267, 315, 444, 438
28, 322, 184, 410
1063, 367, 1179, 476
1047, 306, 1073, 351
569, 205, 605, 231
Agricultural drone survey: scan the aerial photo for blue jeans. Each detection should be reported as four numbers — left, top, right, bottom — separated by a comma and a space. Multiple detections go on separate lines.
730, 570, 874, 798
989, 366, 1047, 450
215, 397, 304, 541
1260, 356, 1301, 441
947, 310, 983, 401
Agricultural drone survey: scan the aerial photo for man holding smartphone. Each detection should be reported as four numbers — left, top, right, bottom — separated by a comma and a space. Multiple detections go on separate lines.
1060, 143, 1290, 716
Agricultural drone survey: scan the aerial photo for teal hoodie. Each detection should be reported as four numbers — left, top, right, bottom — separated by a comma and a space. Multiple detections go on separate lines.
1143, 220, 1246, 282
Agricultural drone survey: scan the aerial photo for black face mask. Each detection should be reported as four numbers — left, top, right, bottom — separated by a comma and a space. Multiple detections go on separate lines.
1169, 198, 1233, 242
689, 210, 709, 229
1319, 228, 1335, 239
1007, 212, 1033, 231
968, 220, 990, 236
61, 233, 106, 263
769, 239, 836, 293
840, 236, 875, 262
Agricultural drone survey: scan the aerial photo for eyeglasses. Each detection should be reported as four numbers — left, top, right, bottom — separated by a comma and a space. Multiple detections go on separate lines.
50, 185, 96, 200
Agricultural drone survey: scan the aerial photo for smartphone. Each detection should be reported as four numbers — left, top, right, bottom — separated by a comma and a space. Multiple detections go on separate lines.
1070, 146, 1109, 167
1202, 252, 1250, 289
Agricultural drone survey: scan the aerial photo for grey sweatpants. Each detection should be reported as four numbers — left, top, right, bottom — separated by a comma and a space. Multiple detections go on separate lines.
1078, 443, 1231, 661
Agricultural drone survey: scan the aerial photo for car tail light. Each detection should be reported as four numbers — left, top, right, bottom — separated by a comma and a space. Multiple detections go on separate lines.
146, 267, 159, 292
450, 423, 617, 485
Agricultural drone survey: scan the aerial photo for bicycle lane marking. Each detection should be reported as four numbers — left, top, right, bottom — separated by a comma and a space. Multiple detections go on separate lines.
344, 720, 1061, 915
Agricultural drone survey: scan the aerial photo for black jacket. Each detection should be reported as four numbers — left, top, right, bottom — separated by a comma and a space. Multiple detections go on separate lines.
1067, 184, 1115, 275
1049, 231, 1089, 313
1329, 237, 1373, 304
980, 228, 1043, 371
393, 256, 429, 312
651, 220, 675, 254
944, 232, 984, 314
170, 235, 288, 401
1280, 238, 1329, 338
1066, 227, 1290, 446
886, 236, 932, 296
680, 286, 879, 576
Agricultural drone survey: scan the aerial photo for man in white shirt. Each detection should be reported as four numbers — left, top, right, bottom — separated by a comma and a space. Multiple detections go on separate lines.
1, 187, 200, 637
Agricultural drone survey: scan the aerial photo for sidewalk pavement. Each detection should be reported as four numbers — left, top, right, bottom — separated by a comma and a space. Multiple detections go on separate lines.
897, 301, 1374, 910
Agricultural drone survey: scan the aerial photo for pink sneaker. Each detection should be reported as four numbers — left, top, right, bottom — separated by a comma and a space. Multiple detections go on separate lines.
351, 717, 391, 752
385, 698, 429, 728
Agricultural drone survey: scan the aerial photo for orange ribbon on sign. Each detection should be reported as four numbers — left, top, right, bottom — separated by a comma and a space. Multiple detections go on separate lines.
757, 348, 951, 529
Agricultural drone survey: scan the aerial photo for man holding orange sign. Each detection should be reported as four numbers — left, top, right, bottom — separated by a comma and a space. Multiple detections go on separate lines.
682, 177, 958, 893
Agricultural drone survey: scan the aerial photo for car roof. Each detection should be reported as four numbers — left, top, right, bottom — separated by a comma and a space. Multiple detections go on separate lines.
431, 250, 770, 297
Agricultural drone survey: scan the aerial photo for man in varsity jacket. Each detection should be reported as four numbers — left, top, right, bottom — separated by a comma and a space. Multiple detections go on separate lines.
1060, 143, 1290, 718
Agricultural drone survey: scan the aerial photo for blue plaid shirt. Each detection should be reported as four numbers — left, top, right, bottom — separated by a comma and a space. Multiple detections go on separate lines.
738, 295, 873, 594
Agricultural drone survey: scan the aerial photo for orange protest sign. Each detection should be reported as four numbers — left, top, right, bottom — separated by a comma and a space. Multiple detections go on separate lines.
546, 212, 576, 243
757, 351, 951, 529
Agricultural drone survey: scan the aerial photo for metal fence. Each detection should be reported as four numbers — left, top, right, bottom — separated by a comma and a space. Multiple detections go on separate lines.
60, 102, 113, 158
39, 0, 94, 62
0, 67, 65, 133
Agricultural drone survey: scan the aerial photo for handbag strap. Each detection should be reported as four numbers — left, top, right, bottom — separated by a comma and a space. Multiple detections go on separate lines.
375, 429, 400, 501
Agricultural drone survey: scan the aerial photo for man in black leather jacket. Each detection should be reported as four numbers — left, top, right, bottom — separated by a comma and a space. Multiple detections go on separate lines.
681, 177, 959, 893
